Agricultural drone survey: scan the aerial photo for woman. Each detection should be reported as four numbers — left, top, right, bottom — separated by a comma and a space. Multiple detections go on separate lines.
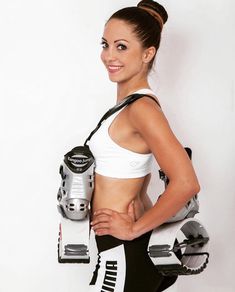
88, 1, 200, 291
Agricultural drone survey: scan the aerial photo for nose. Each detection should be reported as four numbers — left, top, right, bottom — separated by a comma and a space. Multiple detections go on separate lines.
101, 46, 117, 63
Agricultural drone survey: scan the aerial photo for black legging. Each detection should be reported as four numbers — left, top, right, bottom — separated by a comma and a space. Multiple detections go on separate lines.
89, 231, 177, 292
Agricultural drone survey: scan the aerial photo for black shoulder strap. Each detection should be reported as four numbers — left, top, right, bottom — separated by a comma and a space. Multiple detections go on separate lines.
84, 93, 160, 146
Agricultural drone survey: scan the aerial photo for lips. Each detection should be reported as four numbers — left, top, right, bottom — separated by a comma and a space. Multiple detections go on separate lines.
107, 65, 123, 74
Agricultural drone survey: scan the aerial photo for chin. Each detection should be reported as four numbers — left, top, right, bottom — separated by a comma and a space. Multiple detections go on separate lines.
108, 74, 122, 83
108, 73, 131, 84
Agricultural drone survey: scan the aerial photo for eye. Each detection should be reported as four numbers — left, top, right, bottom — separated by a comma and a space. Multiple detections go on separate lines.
101, 41, 108, 49
117, 44, 127, 51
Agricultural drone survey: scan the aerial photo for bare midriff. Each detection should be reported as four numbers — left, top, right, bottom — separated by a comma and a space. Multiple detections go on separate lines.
92, 173, 153, 220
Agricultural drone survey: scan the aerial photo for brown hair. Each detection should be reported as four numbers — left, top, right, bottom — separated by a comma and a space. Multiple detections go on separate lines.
108, 0, 168, 70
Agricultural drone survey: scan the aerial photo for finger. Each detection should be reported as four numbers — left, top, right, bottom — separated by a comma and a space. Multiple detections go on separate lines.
94, 208, 115, 216
91, 215, 110, 226
92, 222, 110, 231
95, 228, 111, 236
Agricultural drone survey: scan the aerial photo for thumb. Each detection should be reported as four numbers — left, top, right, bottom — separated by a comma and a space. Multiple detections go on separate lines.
127, 200, 136, 221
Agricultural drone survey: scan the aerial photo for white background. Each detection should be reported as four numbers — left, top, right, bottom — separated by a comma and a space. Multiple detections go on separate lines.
0, 0, 234, 291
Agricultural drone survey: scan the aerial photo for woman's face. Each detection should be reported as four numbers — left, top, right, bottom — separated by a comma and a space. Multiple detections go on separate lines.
100, 18, 149, 84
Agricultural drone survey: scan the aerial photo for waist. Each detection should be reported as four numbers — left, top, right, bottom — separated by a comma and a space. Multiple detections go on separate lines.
92, 173, 146, 214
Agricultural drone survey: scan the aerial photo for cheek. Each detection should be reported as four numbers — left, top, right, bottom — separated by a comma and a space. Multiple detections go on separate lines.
127, 49, 145, 65
135, 50, 145, 63
128, 52, 144, 69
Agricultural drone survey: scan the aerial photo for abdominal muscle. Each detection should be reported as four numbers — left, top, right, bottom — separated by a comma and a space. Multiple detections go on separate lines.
92, 172, 153, 220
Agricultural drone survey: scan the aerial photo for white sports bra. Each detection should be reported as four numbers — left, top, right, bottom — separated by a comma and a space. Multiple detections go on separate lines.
89, 89, 157, 178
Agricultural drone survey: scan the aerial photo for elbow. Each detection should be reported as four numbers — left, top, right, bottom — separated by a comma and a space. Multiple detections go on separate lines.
186, 179, 200, 197
168, 175, 201, 199
175, 177, 200, 198
191, 181, 200, 195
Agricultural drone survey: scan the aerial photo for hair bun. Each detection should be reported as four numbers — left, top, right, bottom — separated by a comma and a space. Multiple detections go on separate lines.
137, 0, 168, 26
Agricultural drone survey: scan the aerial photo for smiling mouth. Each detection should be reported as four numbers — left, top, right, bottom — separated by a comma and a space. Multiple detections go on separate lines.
107, 65, 123, 73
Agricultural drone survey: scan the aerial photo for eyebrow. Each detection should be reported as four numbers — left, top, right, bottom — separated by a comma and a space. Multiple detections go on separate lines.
102, 37, 129, 43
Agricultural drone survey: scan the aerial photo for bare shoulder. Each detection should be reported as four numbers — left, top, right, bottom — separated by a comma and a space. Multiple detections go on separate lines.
127, 95, 169, 131
128, 95, 195, 183
130, 94, 161, 110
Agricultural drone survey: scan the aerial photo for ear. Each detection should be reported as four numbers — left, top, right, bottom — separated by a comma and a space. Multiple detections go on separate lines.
142, 46, 156, 64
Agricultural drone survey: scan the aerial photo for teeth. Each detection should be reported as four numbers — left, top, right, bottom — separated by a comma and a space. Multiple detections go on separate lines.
108, 66, 121, 69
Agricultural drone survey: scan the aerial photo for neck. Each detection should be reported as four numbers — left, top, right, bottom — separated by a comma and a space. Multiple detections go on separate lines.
116, 79, 151, 103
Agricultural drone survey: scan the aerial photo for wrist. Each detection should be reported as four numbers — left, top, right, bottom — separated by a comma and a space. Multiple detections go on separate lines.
128, 222, 139, 241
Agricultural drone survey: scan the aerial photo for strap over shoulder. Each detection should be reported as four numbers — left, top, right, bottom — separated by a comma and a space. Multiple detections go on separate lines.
84, 93, 160, 146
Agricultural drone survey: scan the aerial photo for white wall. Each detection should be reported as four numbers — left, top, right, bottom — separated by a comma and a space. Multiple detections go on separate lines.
0, 0, 234, 291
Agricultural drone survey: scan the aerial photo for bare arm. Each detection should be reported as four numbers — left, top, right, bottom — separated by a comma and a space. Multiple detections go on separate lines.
92, 97, 200, 240
128, 97, 200, 238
